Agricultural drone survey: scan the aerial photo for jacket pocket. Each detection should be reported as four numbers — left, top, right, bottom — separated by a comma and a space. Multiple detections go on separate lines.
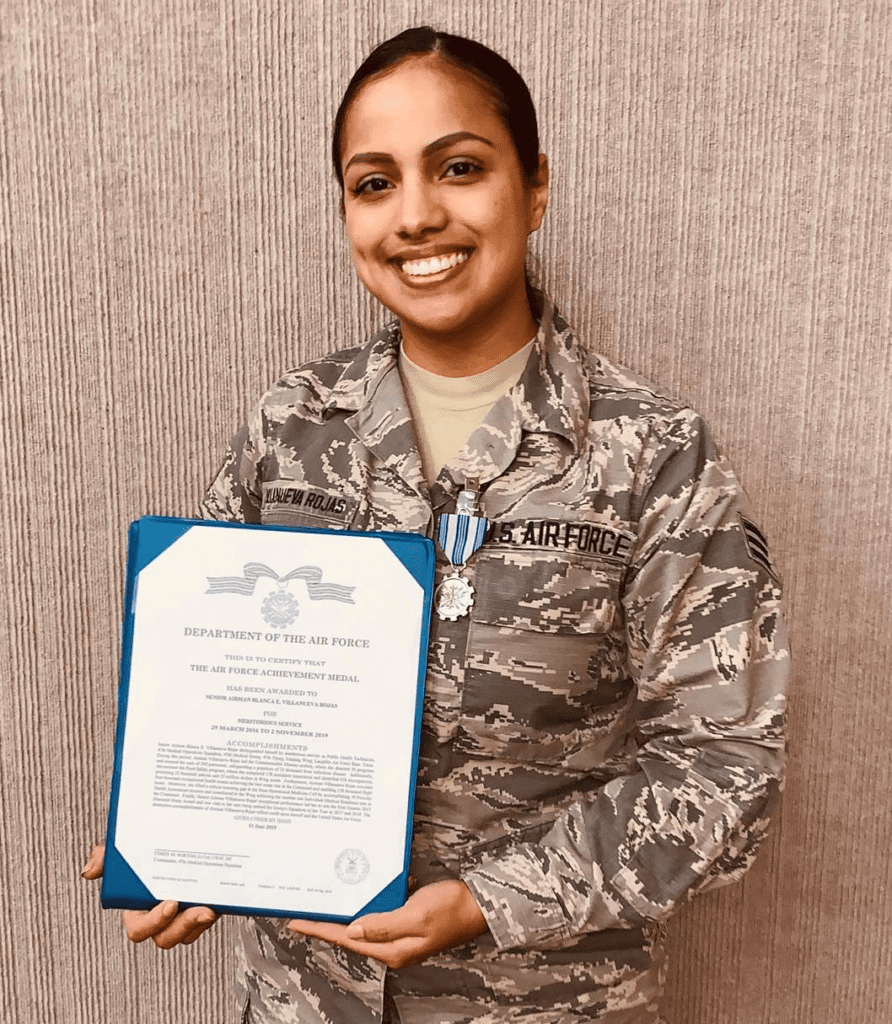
456, 548, 634, 768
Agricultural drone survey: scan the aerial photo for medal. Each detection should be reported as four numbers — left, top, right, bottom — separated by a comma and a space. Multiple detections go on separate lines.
434, 571, 476, 621
435, 479, 488, 620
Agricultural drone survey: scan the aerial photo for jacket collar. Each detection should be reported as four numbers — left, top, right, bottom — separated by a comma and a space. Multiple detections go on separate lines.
507, 296, 591, 452
322, 320, 403, 417
321, 299, 592, 486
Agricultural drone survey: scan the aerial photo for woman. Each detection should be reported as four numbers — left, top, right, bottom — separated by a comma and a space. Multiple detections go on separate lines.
85, 26, 788, 1024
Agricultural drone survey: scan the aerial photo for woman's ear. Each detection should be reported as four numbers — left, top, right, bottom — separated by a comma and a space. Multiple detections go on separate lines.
528, 153, 549, 234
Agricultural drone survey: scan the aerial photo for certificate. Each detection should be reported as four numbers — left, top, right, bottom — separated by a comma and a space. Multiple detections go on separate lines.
101, 516, 435, 922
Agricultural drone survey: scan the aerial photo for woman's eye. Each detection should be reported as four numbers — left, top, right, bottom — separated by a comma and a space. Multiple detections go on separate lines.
443, 160, 481, 179
353, 176, 392, 196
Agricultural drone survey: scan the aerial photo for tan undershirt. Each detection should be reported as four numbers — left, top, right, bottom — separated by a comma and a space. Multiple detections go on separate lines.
398, 339, 535, 486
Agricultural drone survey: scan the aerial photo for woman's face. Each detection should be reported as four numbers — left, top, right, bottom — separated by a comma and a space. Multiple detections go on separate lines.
339, 58, 547, 349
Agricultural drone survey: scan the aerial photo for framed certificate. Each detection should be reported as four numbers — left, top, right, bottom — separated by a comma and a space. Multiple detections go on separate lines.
101, 516, 435, 922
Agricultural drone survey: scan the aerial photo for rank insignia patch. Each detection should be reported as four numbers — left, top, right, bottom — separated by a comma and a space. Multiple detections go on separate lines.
738, 514, 780, 582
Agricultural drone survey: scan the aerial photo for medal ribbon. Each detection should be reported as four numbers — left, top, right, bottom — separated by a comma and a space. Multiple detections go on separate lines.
436, 513, 488, 568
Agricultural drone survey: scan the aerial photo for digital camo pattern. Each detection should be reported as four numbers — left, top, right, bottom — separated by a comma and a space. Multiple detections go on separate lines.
201, 303, 788, 1023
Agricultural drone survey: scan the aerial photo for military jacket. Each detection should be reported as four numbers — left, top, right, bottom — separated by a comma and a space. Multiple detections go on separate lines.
201, 305, 788, 1024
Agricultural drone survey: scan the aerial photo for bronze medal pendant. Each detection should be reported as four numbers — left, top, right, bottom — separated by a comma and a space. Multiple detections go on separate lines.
434, 571, 475, 621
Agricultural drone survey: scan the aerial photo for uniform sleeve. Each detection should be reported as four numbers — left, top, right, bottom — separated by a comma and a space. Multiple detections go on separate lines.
461, 412, 788, 949
198, 403, 265, 523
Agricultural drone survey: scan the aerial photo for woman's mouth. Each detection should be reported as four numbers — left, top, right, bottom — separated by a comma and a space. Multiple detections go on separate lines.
398, 250, 470, 278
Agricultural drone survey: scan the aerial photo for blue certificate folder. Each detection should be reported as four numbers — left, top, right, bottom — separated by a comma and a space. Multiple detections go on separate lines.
102, 515, 435, 921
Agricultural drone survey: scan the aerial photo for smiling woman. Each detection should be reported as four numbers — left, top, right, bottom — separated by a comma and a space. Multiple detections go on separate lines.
337, 56, 548, 374
84, 24, 788, 1024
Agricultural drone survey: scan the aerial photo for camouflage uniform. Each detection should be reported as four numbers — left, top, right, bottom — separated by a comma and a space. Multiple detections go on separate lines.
201, 302, 788, 1024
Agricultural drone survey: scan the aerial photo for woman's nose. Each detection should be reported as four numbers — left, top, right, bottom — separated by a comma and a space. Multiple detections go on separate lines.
396, 176, 447, 238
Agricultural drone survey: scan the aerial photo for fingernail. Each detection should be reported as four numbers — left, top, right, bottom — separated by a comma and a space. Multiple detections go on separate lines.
346, 923, 364, 939
161, 900, 177, 914
198, 911, 216, 925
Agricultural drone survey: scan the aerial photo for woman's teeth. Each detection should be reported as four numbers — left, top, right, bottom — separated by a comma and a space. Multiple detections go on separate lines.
401, 251, 469, 277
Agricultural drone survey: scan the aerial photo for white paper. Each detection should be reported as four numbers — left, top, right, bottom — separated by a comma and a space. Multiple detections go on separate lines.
114, 524, 425, 918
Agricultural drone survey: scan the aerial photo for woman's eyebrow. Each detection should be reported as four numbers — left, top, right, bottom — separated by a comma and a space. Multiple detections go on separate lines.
422, 131, 495, 156
343, 132, 495, 175
343, 151, 396, 174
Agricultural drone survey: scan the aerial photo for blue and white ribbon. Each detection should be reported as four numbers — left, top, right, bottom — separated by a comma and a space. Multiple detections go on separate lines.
206, 562, 355, 603
436, 514, 488, 568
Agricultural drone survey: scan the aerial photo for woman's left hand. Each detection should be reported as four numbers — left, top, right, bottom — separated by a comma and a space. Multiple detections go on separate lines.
287, 879, 488, 968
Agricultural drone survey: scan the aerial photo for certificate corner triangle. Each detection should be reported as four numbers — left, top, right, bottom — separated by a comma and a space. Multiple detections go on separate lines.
353, 874, 407, 918
101, 842, 157, 909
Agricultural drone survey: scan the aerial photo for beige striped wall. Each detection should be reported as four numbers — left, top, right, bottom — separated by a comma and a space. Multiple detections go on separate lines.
2, 1, 890, 1021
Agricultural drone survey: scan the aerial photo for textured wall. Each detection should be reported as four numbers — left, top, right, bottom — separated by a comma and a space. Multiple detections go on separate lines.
2, 1, 890, 1021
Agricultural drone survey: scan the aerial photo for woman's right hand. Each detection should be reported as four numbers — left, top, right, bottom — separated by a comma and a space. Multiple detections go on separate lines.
82, 843, 218, 948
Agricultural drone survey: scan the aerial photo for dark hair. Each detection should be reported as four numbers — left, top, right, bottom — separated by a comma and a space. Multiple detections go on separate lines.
331, 26, 541, 190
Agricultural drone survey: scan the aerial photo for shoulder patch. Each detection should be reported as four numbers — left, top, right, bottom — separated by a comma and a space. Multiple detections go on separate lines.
738, 513, 780, 583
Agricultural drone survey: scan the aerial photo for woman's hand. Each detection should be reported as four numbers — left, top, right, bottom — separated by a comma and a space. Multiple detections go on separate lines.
81, 844, 105, 880
287, 879, 488, 969
81, 842, 218, 948
122, 901, 218, 948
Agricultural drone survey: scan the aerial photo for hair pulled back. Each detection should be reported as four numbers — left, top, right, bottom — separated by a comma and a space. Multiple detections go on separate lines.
331, 26, 541, 190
